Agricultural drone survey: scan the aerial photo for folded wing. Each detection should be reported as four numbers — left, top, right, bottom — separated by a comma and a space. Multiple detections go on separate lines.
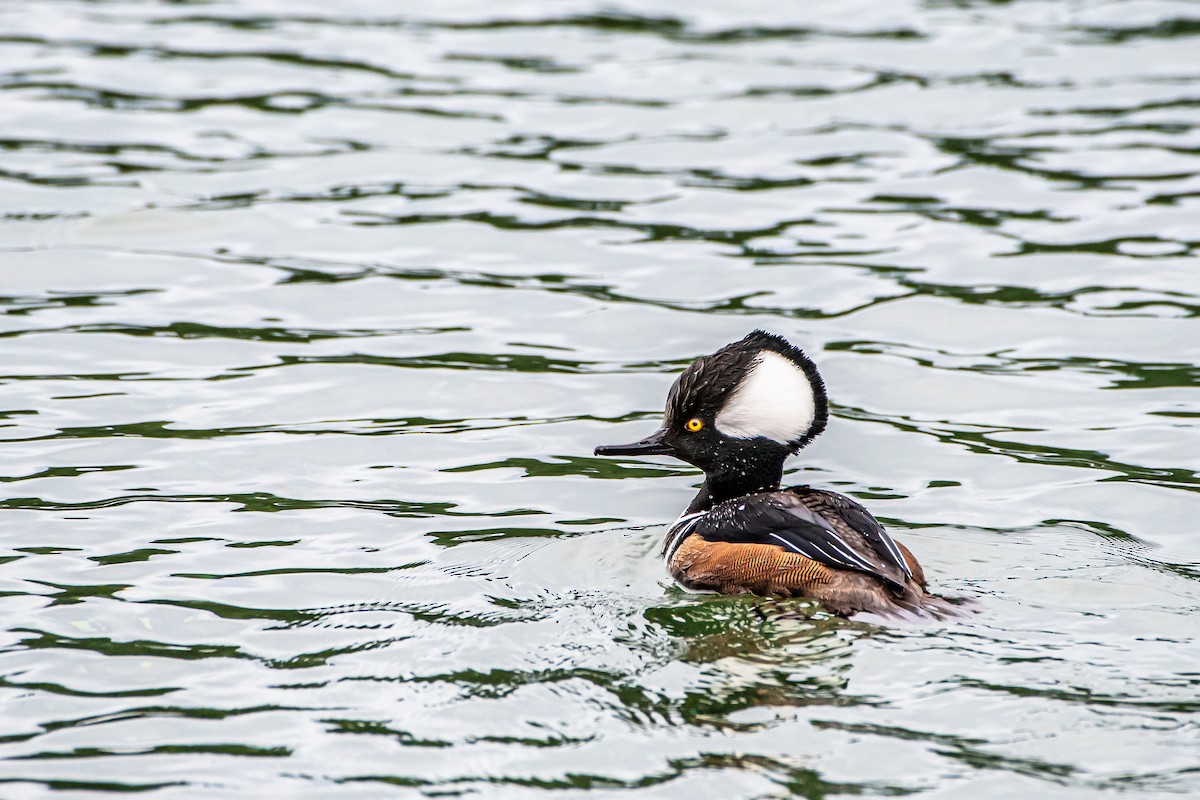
676, 491, 911, 593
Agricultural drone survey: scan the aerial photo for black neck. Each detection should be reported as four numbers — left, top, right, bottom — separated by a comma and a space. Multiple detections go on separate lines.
684, 456, 786, 514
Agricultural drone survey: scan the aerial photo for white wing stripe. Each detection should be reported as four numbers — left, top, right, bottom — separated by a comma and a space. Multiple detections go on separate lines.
784, 537, 852, 569
768, 532, 812, 557
877, 532, 911, 577
770, 531, 877, 574
770, 534, 843, 569
820, 533, 880, 572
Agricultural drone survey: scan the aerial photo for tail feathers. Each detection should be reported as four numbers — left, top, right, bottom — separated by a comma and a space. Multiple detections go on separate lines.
886, 588, 980, 621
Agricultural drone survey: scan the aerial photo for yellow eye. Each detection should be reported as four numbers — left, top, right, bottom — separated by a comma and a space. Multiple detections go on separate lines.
685, 418, 703, 432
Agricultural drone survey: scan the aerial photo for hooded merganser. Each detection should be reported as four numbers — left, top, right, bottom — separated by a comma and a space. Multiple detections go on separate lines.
596, 330, 961, 618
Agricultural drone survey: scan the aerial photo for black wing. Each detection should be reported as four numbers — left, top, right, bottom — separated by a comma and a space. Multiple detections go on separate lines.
678, 491, 909, 592
785, 486, 913, 581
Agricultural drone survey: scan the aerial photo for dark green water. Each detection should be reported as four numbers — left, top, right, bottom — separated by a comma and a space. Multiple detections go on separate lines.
1, 1, 1198, 797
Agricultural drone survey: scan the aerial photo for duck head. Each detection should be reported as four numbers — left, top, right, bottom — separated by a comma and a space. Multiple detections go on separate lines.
595, 330, 828, 505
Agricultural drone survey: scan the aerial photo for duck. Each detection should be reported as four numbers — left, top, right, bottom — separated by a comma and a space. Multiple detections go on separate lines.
595, 330, 961, 618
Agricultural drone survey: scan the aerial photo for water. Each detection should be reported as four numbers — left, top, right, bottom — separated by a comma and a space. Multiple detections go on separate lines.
1, 0, 1198, 797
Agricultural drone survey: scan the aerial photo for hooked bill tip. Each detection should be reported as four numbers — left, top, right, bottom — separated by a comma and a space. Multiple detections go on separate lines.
594, 429, 673, 457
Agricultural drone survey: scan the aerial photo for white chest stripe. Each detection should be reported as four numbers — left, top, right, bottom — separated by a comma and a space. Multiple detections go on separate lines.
715, 351, 816, 444
662, 511, 705, 562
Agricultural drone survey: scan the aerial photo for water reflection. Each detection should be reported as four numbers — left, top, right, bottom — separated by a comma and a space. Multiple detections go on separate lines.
1, 0, 1198, 796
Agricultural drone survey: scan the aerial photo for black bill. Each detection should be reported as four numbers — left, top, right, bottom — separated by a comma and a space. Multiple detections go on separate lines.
594, 427, 673, 457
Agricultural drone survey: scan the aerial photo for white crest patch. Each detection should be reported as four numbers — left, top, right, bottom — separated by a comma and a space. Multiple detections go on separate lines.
714, 351, 816, 444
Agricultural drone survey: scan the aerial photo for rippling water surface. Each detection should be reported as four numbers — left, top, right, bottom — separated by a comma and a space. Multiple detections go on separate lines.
2, 0, 1199, 797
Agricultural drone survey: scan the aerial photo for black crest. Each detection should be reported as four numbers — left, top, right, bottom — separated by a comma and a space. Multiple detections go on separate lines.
666, 330, 829, 452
